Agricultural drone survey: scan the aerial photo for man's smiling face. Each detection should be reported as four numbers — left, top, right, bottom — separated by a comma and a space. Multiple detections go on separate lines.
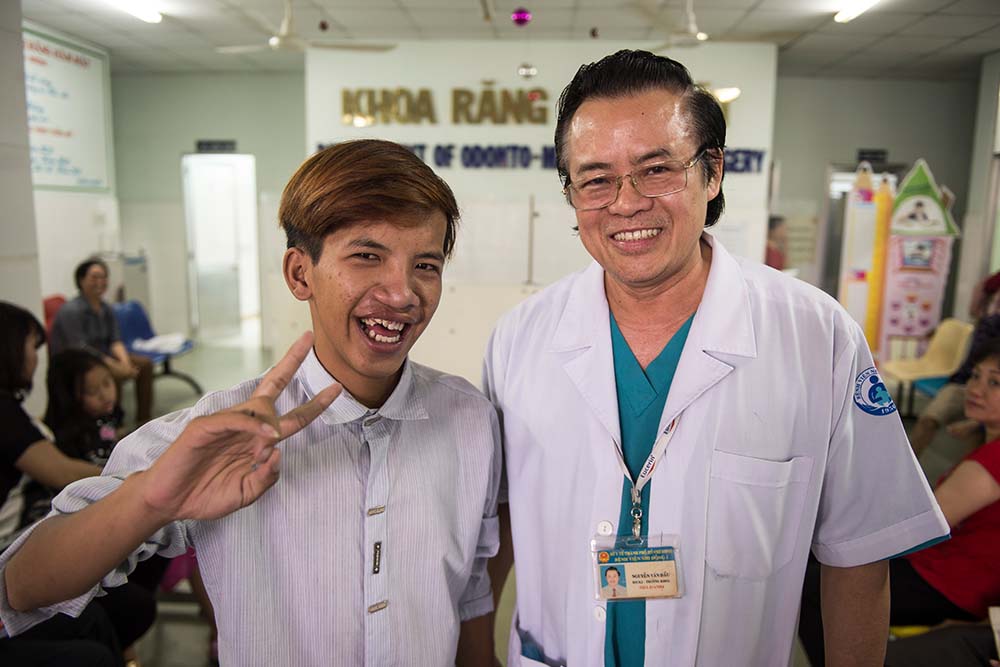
289, 211, 446, 407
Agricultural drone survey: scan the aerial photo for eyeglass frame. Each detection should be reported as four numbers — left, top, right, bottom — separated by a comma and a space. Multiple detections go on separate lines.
561, 147, 720, 211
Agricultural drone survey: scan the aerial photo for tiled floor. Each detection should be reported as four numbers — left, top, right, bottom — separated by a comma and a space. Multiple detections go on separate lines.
124, 350, 964, 666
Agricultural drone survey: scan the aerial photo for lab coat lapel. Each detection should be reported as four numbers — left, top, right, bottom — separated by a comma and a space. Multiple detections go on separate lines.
659, 234, 758, 433
551, 262, 622, 446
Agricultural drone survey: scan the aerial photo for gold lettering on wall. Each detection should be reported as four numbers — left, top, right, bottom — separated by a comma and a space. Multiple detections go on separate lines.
341, 88, 437, 125
343, 86, 549, 126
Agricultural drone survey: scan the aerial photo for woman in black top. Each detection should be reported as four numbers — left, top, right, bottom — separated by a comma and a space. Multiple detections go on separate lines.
0, 302, 154, 667
0, 303, 102, 549
0, 302, 122, 666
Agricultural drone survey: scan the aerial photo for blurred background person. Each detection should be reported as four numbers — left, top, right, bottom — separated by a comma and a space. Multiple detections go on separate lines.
765, 214, 788, 271
48, 259, 153, 425
800, 337, 1000, 665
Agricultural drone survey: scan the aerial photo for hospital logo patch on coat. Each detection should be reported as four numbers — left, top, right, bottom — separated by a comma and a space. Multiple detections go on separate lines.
854, 367, 896, 416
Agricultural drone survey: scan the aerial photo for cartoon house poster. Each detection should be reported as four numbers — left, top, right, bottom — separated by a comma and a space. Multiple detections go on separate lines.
878, 159, 960, 360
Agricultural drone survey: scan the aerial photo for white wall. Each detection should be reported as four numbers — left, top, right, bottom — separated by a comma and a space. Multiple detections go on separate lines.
34, 191, 120, 297
300, 42, 778, 381
1, 0, 45, 414
111, 72, 305, 343
308, 41, 777, 273
774, 77, 976, 224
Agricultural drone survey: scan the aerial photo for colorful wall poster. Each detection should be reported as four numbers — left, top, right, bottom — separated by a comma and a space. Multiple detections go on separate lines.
878, 160, 959, 360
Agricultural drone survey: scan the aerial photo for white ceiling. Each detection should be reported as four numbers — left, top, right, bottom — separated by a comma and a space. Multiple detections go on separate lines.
19, 0, 1000, 80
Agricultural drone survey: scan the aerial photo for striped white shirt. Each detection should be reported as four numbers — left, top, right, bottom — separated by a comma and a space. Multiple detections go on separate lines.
0, 351, 502, 666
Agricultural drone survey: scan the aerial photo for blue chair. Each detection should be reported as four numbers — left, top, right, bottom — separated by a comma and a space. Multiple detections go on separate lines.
912, 376, 950, 401
112, 300, 203, 395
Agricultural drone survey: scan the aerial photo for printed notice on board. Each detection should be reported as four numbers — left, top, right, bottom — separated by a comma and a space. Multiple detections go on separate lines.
22, 25, 110, 191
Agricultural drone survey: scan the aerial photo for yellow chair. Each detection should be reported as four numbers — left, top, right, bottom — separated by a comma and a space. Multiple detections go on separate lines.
889, 625, 931, 639
881, 318, 974, 416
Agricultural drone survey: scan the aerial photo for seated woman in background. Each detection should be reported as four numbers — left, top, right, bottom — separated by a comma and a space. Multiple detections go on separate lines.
0, 302, 156, 667
0, 303, 104, 551
48, 258, 153, 425
799, 337, 1000, 666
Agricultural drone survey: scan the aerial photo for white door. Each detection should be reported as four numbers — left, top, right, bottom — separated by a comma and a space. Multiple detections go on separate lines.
181, 153, 259, 341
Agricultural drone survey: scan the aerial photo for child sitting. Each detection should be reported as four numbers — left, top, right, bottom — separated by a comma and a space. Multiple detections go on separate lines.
45, 349, 124, 467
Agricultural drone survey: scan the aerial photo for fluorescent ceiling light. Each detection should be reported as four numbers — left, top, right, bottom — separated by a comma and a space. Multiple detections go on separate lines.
102, 0, 162, 24
834, 0, 881, 23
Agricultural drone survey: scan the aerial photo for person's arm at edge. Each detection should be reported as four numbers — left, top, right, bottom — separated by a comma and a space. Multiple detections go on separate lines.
5, 331, 337, 615
934, 460, 1000, 528
488, 502, 513, 610
15, 439, 103, 489
456, 612, 496, 667
820, 560, 890, 667
5, 469, 170, 611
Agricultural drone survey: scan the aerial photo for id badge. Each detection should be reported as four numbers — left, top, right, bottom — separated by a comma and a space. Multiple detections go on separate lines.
591, 533, 683, 601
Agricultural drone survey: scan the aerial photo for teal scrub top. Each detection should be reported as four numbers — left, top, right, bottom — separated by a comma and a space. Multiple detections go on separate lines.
605, 312, 694, 667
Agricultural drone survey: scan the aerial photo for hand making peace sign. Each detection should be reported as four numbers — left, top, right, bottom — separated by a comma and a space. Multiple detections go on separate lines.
140, 332, 341, 523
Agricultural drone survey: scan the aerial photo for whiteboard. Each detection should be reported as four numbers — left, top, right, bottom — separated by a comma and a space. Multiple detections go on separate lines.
22, 24, 112, 192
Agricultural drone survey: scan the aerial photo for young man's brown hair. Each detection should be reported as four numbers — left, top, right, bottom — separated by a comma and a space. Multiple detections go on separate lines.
279, 139, 460, 261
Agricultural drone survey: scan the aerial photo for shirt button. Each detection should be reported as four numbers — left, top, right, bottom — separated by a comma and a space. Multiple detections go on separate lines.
597, 521, 613, 536
593, 606, 606, 621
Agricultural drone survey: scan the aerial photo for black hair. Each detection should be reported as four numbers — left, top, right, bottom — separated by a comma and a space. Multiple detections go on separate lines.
0, 302, 46, 399
74, 258, 109, 291
605, 566, 621, 577
44, 349, 113, 441
768, 215, 786, 233
968, 337, 1000, 370
554, 49, 727, 227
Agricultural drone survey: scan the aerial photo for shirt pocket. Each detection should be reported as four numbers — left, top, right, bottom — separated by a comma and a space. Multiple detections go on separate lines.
705, 450, 814, 580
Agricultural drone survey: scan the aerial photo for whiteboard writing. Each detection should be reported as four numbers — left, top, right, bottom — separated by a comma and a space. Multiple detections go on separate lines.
22, 27, 111, 191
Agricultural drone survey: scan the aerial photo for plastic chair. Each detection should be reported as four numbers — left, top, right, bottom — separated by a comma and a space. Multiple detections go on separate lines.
881, 318, 974, 417
889, 625, 931, 639
42, 294, 66, 336
112, 300, 203, 395
912, 376, 950, 400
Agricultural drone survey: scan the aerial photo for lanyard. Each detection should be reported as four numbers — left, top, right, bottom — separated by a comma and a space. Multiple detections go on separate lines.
612, 417, 680, 539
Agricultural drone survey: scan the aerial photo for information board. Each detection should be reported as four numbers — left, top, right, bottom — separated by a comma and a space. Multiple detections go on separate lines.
22, 25, 112, 191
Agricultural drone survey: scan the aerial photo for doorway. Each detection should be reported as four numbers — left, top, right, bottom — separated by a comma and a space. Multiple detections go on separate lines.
181, 154, 260, 345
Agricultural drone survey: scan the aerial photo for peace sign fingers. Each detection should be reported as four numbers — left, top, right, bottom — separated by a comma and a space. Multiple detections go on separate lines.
243, 331, 341, 440
254, 331, 316, 402
277, 382, 342, 439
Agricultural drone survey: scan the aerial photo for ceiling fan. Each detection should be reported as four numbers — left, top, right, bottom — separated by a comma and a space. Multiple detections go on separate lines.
635, 0, 708, 51
216, 0, 396, 55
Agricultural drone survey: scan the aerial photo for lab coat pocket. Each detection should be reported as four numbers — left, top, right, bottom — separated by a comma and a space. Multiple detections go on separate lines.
705, 450, 813, 580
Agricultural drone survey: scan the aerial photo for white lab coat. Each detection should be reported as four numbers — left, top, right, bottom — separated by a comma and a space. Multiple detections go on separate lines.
483, 234, 948, 666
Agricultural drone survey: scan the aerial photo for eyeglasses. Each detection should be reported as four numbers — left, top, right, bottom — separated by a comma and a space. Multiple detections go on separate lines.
563, 149, 712, 211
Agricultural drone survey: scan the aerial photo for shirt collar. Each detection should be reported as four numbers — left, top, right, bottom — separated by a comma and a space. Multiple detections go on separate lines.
299, 348, 428, 425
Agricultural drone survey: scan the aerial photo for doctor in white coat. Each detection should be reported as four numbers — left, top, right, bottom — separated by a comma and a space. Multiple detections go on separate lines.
484, 50, 948, 667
